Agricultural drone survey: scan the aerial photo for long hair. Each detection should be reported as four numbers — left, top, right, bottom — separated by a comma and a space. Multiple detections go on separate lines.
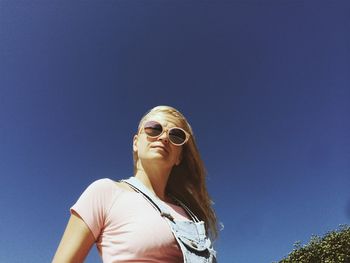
133, 105, 218, 240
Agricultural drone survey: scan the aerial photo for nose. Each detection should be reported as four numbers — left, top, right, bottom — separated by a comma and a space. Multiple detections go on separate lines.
158, 129, 169, 144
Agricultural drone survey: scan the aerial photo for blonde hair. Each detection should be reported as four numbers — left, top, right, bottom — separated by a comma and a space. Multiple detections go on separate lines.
133, 105, 218, 239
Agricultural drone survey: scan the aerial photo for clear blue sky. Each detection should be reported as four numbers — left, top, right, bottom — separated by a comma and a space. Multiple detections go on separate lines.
1, 1, 349, 262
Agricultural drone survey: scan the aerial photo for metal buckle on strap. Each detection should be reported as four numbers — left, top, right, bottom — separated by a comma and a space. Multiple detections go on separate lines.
161, 212, 174, 221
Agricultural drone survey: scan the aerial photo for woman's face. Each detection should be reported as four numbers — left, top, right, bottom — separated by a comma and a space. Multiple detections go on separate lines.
133, 113, 184, 170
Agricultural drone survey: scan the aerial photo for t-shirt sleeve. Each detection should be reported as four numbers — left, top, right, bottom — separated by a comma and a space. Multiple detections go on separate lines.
70, 178, 117, 240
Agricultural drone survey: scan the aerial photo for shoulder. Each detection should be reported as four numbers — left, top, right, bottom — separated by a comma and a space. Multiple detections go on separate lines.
86, 178, 116, 190
73, 178, 129, 213
84, 178, 133, 195
78, 178, 120, 200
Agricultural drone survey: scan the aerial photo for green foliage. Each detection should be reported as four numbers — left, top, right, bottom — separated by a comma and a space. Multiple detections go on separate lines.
274, 225, 350, 263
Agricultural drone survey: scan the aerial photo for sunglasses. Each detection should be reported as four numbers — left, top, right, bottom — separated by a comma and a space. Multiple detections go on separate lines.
142, 120, 190, 146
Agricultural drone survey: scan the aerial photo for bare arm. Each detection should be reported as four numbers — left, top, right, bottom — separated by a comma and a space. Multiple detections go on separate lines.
52, 212, 95, 263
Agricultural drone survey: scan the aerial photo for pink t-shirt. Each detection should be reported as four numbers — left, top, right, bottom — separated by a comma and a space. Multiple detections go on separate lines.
70, 178, 190, 263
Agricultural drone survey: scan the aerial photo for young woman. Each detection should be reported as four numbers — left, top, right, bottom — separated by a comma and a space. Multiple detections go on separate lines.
53, 105, 218, 262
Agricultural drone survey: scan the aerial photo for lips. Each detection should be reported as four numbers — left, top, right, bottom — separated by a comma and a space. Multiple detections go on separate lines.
150, 144, 168, 153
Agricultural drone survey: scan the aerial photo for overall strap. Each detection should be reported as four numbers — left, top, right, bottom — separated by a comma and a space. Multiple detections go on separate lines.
123, 177, 216, 262
122, 177, 175, 221
170, 195, 200, 222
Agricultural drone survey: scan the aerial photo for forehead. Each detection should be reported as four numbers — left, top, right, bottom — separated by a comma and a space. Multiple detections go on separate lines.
142, 112, 182, 128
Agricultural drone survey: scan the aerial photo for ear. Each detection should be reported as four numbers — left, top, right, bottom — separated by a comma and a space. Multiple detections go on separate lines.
133, 134, 138, 153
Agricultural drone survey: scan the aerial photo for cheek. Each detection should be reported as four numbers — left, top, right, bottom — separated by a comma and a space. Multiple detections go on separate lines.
136, 135, 154, 154
172, 147, 182, 160
137, 139, 147, 152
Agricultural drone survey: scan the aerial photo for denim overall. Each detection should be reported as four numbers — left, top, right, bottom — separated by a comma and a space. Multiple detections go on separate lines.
123, 177, 217, 263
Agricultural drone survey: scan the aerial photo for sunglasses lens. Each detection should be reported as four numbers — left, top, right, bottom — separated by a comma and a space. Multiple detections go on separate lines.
144, 121, 162, 137
169, 128, 186, 145
143, 121, 188, 145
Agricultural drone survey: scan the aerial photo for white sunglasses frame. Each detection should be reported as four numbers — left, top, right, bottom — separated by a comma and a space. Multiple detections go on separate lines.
141, 120, 190, 146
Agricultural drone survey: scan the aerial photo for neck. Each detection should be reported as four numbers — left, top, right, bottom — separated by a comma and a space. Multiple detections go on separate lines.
134, 161, 172, 201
